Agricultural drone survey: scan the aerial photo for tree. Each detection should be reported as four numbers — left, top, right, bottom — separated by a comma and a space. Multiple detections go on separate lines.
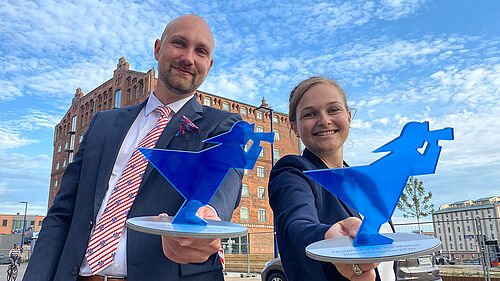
397, 176, 435, 234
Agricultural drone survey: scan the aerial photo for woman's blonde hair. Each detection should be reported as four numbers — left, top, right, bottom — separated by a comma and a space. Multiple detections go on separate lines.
288, 76, 348, 123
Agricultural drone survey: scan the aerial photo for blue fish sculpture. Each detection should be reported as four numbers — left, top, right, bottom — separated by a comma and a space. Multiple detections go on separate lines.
304, 121, 453, 247
138, 121, 274, 225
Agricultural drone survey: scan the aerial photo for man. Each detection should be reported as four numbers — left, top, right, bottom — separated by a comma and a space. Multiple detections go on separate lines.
8, 243, 22, 268
24, 14, 242, 281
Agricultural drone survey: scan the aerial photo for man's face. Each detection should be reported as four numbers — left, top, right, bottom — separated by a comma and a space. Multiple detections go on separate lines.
154, 16, 214, 97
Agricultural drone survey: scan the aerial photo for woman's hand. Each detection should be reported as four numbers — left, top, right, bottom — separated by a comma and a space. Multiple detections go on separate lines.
325, 217, 379, 281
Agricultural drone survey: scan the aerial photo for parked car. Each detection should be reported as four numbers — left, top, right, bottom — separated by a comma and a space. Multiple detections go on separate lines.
397, 254, 441, 281
0, 253, 11, 264
261, 258, 287, 281
436, 255, 456, 265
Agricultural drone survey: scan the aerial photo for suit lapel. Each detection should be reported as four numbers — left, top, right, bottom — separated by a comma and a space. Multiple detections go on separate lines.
139, 96, 203, 191
93, 101, 146, 218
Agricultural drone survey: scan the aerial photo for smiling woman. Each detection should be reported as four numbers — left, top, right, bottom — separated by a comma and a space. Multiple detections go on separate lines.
268, 77, 395, 281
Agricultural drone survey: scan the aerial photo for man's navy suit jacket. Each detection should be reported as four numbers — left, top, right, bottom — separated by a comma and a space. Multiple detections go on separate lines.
24, 96, 243, 281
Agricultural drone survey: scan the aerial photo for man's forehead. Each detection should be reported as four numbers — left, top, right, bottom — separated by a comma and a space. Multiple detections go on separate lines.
161, 15, 215, 49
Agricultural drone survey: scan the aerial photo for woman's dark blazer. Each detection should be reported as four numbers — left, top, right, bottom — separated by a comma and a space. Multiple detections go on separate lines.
268, 148, 361, 281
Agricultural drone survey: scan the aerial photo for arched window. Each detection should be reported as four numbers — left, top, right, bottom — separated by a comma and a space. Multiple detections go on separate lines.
115, 90, 121, 108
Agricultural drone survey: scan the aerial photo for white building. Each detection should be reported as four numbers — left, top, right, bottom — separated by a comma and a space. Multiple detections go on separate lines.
432, 196, 500, 261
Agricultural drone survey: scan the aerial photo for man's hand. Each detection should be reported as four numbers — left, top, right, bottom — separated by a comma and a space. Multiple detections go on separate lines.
160, 206, 221, 264
325, 217, 379, 281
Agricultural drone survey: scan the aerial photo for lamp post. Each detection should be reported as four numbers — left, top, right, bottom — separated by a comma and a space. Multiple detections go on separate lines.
256, 104, 278, 258
19, 201, 28, 254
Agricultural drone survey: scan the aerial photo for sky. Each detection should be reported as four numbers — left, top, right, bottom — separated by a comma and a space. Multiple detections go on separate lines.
0, 0, 499, 228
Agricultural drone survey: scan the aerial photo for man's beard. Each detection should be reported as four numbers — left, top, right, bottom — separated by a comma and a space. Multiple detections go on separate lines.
159, 67, 200, 96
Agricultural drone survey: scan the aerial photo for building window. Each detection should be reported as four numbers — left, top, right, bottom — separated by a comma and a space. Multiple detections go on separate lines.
274, 130, 280, 141
273, 149, 280, 161
259, 149, 264, 158
240, 207, 249, 221
56, 161, 60, 170
63, 159, 67, 168
57, 144, 61, 153
273, 115, 278, 123
79, 134, 83, 143
449, 236, 452, 241
54, 179, 58, 189
71, 115, 77, 131
457, 227, 460, 232
491, 224, 494, 230
70, 134, 75, 150
243, 169, 249, 176
115, 90, 121, 108
257, 186, 266, 199
203, 96, 211, 106
448, 227, 450, 232
258, 209, 266, 222
133, 86, 137, 99
223, 102, 230, 111
438, 228, 441, 233
127, 89, 131, 102
256, 111, 263, 120
64, 141, 68, 150
38, 221, 42, 227
240, 106, 247, 116
242, 184, 249, 198
467, 225, 471, 232
2, 220, 7, 227
256, 166, 265, 178
256, 126, 264, 133
69, 152, 74, 163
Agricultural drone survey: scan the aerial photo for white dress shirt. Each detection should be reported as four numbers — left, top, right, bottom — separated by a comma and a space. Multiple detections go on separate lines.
80, 93, 193, 277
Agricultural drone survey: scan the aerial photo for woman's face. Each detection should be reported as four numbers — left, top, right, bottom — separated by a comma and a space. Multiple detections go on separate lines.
292, 83, 351, 160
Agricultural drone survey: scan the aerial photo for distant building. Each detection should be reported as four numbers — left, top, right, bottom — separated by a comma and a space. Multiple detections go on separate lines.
48, 57, 301, 254
433, 196, 500, 260
0, 214, 45, 235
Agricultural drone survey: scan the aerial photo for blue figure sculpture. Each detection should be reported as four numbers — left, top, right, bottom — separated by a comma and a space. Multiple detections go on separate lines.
138, 121, 274, 226
304, 121, 453, 247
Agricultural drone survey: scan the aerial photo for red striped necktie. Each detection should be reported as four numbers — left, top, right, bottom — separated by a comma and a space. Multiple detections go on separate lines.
85, 105, 172, 274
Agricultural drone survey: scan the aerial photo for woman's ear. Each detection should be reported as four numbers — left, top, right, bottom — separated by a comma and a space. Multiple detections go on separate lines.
291, 122, 299, 138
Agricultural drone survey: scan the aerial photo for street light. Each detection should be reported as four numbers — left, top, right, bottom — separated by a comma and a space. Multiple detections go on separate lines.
256, 104, 278, 258
19, 201, 28, 254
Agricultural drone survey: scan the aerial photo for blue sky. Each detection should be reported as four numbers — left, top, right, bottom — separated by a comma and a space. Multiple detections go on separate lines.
0, 0, 499, 228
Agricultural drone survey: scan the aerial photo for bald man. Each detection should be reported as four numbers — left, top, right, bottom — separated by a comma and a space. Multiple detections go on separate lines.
24, 15, 242, 281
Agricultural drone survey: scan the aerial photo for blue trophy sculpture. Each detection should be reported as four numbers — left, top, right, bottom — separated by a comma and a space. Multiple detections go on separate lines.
126, 121, 274, 238
304, 121, 453, 250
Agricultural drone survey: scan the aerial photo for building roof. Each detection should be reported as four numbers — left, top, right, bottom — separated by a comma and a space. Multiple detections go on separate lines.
433, 203, 494, 214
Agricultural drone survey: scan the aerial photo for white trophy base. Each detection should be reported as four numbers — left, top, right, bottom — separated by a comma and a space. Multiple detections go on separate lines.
306, 232, 441, 263
126, 216, 248, 238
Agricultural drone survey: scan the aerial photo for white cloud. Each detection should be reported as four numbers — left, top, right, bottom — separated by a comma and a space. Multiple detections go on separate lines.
0, 127, 37, 150
376, 0, 427, 20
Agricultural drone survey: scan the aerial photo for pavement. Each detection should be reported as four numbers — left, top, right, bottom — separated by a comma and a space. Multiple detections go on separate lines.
0, 263, 26, 281
0, 264, 259, 281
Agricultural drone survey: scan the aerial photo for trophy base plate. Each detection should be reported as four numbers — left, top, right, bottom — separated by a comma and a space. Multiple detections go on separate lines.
126, 216, 248, 238
306, 232, 440, 263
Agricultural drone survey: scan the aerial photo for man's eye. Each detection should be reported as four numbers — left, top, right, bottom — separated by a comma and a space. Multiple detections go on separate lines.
173, 40, 183, 46
197, 48, 208, 55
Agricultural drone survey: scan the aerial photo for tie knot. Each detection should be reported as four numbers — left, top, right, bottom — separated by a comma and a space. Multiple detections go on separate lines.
156, 105, 172, 118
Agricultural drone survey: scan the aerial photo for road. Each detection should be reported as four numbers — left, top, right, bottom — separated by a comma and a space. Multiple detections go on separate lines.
0, 263, 26, 281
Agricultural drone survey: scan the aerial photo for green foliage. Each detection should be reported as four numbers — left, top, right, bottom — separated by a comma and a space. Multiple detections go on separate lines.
397, 177, 435, 231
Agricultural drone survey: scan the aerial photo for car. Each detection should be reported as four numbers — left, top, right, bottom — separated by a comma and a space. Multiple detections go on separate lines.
396, 254, 441, 281
0, 253, 11, 264
261, 258, 287, 281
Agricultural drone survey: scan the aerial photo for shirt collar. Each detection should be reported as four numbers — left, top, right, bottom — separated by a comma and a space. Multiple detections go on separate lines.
144, 91, 194, 117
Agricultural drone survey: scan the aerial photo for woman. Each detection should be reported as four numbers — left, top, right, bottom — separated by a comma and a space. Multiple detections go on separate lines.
268, 77, 395, 281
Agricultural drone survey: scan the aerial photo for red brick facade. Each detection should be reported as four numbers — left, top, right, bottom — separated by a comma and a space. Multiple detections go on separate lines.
48, 57, 301, 254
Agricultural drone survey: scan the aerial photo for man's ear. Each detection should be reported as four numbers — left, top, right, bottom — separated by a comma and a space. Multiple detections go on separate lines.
154, 39, 162, 61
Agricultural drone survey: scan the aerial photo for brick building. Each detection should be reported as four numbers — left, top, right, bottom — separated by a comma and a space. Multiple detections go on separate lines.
0, 214, 45, 235
49, 57, 301, 254
432, 196, 500, 261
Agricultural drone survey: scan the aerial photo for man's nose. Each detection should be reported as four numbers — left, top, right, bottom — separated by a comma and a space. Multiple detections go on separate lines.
179, 48, 194, 66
